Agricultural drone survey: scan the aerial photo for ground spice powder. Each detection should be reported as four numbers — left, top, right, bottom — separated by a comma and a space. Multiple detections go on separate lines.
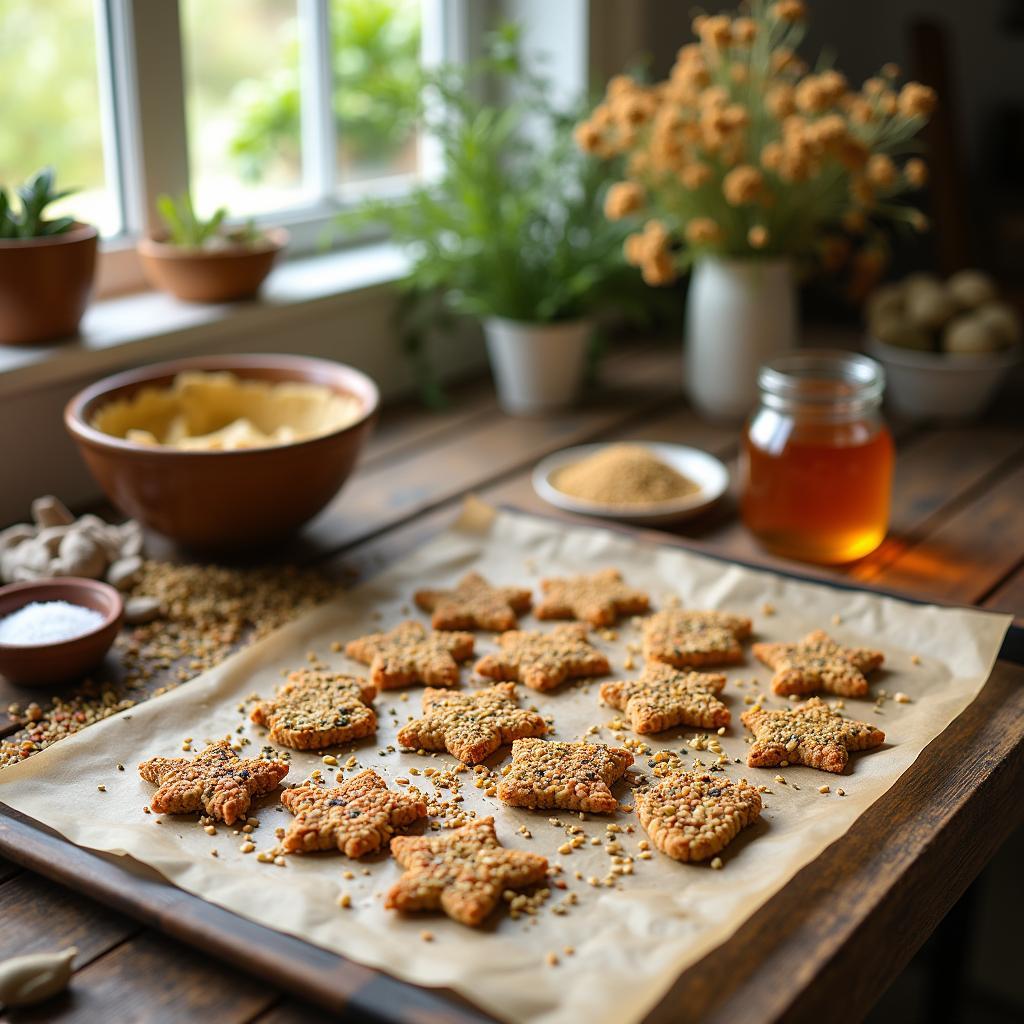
553, 445, 699, 506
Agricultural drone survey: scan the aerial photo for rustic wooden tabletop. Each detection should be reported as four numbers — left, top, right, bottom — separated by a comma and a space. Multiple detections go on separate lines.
1, 340, 1022, 1023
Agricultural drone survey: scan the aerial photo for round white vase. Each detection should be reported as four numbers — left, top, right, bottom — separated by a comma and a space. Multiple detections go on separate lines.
684, 257, 797, 421
483, 317, 591, 416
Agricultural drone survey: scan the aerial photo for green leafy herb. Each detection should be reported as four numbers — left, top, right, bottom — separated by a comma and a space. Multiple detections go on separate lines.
155, 193, 231, 248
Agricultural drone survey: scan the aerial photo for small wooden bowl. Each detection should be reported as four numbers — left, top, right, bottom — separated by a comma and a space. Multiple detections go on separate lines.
0, 578, 124, 688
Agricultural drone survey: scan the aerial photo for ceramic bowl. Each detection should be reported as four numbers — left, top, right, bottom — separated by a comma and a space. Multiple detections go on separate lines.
65, 353, 379, 550
0, 578, 123, 687
866, 335, 1020, 421
532, 442, 730, 527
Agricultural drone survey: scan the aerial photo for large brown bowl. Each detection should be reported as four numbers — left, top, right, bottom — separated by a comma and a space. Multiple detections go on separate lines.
64, 353, 379, 550
137, 228, 287, 303
0, 578, 123, 688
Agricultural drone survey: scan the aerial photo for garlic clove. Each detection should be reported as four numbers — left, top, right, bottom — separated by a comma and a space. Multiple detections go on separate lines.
31, 496, 74, 530
0, 946, 77, 1007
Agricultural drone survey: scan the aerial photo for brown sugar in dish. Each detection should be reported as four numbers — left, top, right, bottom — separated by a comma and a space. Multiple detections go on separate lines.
552, 445, 700, 506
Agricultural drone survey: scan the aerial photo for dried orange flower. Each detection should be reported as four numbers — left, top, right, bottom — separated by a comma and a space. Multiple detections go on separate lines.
573, 122, 603, 154
732, 17, 757, 45
723, 165, 764, 205
748, 225, 769, 249
904, 158, 928, 187
898, 82, 937, 118
604, 181, 645, 220
685, 218, 723, 245
771, 0, 807, 21
866, 154, 897, 189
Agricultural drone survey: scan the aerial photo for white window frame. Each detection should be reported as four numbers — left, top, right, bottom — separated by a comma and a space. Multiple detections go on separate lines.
94, 0, 471, 297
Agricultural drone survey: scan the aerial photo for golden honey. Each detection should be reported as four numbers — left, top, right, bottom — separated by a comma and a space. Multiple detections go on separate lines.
740, 352, 893, 564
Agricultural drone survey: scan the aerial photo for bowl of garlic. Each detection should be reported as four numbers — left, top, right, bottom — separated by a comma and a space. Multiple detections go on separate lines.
865, 269, 1021, 421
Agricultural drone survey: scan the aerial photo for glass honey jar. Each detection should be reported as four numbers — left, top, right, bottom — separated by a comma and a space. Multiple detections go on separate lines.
740, 351, 894, 564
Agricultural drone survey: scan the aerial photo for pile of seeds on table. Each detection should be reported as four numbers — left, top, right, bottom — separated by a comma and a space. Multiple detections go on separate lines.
1, 559, 337, 768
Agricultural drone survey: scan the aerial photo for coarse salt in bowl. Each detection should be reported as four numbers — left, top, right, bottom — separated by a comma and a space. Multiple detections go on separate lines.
0, 578, 123, 688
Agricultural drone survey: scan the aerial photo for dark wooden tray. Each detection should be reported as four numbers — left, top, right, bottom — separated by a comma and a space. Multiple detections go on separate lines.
0, 518, 1021, 1024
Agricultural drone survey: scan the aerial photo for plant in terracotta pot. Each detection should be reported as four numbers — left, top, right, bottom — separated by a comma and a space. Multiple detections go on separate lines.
0, 167, 98, 346
338, 26, 643, 415
577, 0, 937, 420
138, 192, 287, 303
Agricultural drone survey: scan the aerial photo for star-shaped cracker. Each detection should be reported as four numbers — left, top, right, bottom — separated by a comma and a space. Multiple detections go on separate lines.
600, 663, 729, 734
497, 738, 634, 813
741, 697, 885, 774
138, 741, 289, 825
397, 682, 548, 764
643, 608, 752, 668
474, 623, 610, 692
534, 569, 650, 627
413, 572, 532, 631
753, 630, 884, 697
386, 816, 548, 927
345, 620, 474, 690
250, 670, 377, 750
280, 769, 427, 857
637, 771, 762, 862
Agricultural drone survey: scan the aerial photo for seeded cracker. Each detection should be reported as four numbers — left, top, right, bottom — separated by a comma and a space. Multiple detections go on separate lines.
250, 670, 377, 750
535, 569, 650, 627
397, 683, 548, 764
474, 623, 610, 692
280, 769, 427, 857
643, 609, 752, 668
413, 572, 532, 631
753, 629, 884, 697
138, 741, 289, 825
600, 663, 730, 734
497, 738, 634, 813
345, 620, 474, 690
387, 816, 548, 927
742, 697, 885, 774
637, 771, 762, 862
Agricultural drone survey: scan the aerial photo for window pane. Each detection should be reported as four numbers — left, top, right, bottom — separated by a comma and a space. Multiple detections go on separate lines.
0, 0, 120, 235
332, 0, 422, 187
181, 0, 305, 218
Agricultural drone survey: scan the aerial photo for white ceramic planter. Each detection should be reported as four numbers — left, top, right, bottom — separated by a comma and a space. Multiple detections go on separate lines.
483, 317, 591, 415
684, 257, 797, 421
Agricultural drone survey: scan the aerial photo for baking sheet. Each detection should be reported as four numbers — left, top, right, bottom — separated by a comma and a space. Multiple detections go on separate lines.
0, 501, 1011, 1024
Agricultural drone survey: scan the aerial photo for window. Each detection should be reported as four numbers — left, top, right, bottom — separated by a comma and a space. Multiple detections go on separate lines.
0, 0, 459, 276
0, 0, 123, 235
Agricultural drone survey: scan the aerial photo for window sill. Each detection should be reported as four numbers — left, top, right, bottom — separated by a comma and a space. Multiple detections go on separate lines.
0, 241, 410, 399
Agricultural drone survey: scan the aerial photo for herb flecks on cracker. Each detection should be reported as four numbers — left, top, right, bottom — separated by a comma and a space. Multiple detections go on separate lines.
535, 569, 650, 627
414, 572, 532, 631
637, 771, 762, 862
497, 738, 633, 813
474, 623, 610, 692
387, 816, 548, 927
643, 609, 752, 668
345, 620, 474, 690
138, 741, 288, 825
251, 670, 377, 750
280, 769, 427, 857
742, 697, 885, 774
753, 629, 884, 698
397, 683, 547, 765
600, 663, 729, 734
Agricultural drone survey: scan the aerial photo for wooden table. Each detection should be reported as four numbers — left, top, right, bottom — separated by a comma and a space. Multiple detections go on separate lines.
2, 342, 1022, 1023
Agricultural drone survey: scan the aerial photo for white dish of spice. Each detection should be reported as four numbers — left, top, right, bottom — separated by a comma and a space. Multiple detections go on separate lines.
532, 443, 729, 527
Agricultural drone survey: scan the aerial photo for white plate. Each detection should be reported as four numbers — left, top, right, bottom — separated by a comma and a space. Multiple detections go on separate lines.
531, 442, 730, 527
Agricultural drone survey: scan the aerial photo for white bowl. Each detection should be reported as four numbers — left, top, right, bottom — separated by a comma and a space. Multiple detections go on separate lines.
866, 335, 1020, 421
532, 443, 729, 527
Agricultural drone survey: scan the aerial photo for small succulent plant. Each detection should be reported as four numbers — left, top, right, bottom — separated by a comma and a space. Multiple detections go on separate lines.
0, 167, 78, 239
156, 192, 263, 249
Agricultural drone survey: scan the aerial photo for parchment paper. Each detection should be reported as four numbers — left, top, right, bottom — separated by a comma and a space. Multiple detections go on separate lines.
0, 501, 1011, 1024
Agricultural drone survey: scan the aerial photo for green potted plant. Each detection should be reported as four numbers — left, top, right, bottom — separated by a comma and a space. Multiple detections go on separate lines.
0, 167, 98, 346
137, 193, 287, 303
339, 26, 641, 415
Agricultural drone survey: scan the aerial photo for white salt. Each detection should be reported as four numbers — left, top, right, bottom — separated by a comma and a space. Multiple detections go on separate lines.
0, 601, 105, 646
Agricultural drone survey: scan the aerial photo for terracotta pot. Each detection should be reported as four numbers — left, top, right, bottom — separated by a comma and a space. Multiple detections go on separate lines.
64, 353, 379, 551
0, 223, 98, 345
137, 227, 288, 303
